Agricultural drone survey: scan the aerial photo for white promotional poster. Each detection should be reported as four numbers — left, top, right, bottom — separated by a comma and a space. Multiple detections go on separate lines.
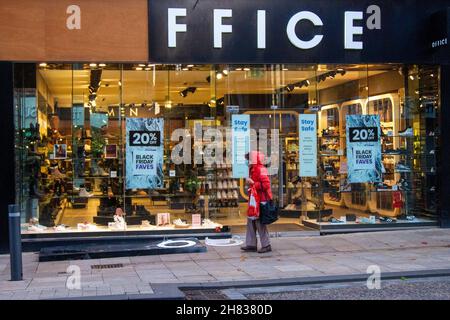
299, 114, 317, 177
126, 118, 164, 189
232, 114, 250, 178
346, 115, 382, 183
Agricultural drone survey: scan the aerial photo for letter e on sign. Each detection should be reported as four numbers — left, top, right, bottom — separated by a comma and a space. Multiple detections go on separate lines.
66, 5, 81, 30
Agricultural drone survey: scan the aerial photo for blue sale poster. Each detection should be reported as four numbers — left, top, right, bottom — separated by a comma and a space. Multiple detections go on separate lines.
126, 118, 164, 189
346, 115, 382, 183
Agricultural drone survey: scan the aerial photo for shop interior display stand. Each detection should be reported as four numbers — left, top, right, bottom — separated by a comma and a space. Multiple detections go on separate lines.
20, 227, 231, 252
280, 208, 333, 219
303, 218, 438, 234
38, 237, 206, 262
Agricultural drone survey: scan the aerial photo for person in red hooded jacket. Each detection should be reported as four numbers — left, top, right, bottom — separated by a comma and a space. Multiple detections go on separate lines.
241, 151, 273, 253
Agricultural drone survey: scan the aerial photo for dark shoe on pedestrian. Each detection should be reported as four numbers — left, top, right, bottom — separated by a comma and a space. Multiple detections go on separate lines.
240, 246, 257, 252
258, 245, 272, 253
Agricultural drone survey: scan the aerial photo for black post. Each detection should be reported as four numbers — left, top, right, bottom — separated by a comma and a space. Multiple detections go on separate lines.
439, 65, 450, 228
0, 62, 15, 252
8, 204, 22, 281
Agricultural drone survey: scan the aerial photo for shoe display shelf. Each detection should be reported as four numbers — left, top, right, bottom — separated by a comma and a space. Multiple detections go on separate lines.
206, 163, 240, 210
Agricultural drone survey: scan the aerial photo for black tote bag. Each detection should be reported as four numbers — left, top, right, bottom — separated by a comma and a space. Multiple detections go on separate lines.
260, 189, 279, 225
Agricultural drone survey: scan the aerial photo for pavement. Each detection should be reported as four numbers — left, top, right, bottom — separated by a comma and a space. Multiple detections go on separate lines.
0, 228, 449, 300
218, 276, 450, 300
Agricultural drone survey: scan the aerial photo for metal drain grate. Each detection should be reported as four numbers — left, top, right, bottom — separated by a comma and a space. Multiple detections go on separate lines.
91, 263, 124, 270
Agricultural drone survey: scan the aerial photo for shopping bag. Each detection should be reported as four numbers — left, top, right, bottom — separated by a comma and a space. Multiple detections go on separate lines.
260, 200, 279, 225
247, 186, 260, 218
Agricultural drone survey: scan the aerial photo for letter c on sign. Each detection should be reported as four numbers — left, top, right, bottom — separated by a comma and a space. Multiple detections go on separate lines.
286, 11, 323, 49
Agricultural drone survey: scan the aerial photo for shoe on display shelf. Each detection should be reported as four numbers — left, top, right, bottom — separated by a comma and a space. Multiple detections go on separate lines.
429, 150, 435, 155
27, 224, 47, 232
383, 148, 408, 155
395, 163, 412, 173
173, 218, 191, 228
202, 218, 222, 229
379, 216, 397, 223
50, 167, 66, 179
398, 127, 414, 137
79, 188, 94, 197
54, 225, 69, 232
405, 215, 416, 221
430, 186, 436, 192
77, 222, 97, 230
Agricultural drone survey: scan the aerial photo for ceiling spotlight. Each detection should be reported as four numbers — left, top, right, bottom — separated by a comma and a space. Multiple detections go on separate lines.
235, 68, 242, 71
99, 63, 106, 67
182, 67, 189, 71
138, 64, 146, 67
187, 64, 194, 68
39, 62, 47, 68
89, 63, 97, 68
305, 80, 311, 86
223, 69, 229, 76
135, 67, 143, 71
243, 68, 250, 71
216, 72, 224, 80
409, 75, 415, 81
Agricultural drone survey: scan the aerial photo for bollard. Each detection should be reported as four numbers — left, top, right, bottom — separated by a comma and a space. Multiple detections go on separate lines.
8, 204, 22, 281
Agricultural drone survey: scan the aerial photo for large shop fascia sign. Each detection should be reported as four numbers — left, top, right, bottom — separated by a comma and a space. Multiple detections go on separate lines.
346, 115, 382, 183
126, 118, 164, 189
147, 0, 413, 64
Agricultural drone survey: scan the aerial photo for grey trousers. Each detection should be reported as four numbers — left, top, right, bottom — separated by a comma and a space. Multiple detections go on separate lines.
245, 218, 270, 248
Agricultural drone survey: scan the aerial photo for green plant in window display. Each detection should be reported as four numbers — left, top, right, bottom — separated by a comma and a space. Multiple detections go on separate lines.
185, 176, 201, 195
91, 130, 106, 158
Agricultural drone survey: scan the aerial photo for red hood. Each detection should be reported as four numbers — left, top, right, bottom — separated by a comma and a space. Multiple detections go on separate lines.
249, 151, 265, 166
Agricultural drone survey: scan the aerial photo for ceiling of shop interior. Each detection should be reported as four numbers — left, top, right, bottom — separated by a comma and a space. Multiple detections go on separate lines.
39, 69, 386, 108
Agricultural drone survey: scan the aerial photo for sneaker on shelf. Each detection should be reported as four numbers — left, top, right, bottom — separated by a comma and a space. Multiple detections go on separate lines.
137, 190, 148, 196
395, 163, 412, 173
79, 188, 94, 197
431, 167, 436, 173
398, 127, 414, 137
27, 225, 47, 232
202, 219, 222, 228
50, 167, 66, 179
429, 150, 435, 155
379, 216, 397, 223
384, 148, 407, 155
406, 215, 416, 221
97, 166, 109, 177
430, 186, 436, 192
173, 218, 190, 228
54, 225, 67, 232
428, 131, 436, 136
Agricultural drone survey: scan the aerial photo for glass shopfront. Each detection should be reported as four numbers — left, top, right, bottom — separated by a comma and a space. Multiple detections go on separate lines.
13, 63, 440, 236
